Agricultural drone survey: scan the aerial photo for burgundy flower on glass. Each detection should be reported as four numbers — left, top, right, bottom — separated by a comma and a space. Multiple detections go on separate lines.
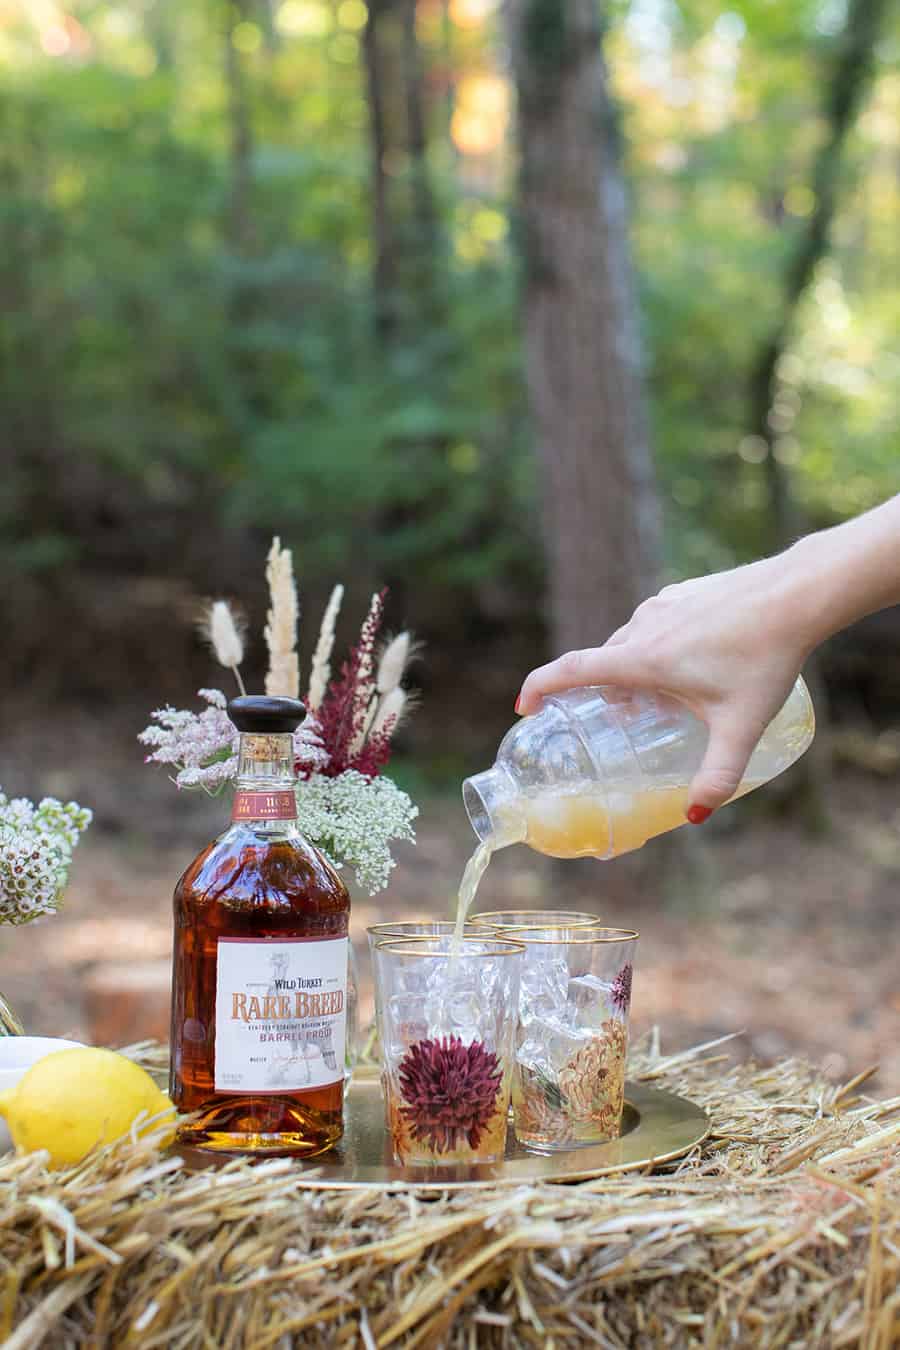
609, 962, 633, 1016
397, 1035, 502, 1153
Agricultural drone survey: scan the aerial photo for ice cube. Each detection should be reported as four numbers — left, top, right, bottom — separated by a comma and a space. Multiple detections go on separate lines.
385, 993, 428, 1060
567, 973, 612, 1030
519, 951, 570, 1026
516, 1011, 594, 1076
425, 982, 485, 1044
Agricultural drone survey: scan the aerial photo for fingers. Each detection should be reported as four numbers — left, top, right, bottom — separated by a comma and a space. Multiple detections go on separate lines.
516, 645, 656, 715
686, 714, 763, 818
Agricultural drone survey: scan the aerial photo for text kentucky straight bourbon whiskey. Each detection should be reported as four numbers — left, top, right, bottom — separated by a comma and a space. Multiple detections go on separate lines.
169, 696, 350, 1154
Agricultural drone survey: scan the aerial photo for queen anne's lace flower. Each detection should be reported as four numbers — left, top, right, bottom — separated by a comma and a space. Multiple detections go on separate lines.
0, 790, 92, 925
295, 771, 417, 894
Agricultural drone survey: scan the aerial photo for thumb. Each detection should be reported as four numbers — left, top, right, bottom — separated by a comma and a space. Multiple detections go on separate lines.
687, 714, 763, 818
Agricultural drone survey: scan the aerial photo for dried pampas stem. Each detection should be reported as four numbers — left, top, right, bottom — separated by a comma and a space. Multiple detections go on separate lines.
307, 584, 344, 711
199, 601, 246, 695
264, 537, 300, 698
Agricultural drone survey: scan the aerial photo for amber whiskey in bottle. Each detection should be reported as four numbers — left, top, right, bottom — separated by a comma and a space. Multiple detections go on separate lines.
170, 696, 350, 1155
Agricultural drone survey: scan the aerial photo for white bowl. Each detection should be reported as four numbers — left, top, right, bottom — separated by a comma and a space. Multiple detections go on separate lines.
0, 1037, 86, 1152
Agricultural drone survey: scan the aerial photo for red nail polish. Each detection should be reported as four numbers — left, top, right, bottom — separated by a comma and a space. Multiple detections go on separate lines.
514, 695, 523, 715
686, 805, 712, 825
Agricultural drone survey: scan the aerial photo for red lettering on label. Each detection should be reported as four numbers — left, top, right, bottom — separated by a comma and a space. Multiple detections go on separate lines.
231, 790, 297, 822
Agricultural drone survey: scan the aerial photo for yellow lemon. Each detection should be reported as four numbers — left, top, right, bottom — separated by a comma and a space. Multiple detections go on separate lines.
0, 1047, 175, 1168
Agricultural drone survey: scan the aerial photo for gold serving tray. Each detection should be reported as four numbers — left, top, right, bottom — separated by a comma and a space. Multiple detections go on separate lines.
288, 1067, 710, 1190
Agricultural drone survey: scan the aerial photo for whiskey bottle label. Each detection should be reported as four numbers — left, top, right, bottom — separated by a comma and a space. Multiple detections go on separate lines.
231, 790, 297, 822
214, 936, 348, 1093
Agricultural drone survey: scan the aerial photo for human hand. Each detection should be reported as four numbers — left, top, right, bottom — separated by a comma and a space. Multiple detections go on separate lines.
515, 556, 817, 818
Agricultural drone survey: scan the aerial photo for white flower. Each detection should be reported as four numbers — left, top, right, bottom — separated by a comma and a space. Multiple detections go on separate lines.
0, 790, 92, 925
139, 689, 328, 792
294, 771, 418, 895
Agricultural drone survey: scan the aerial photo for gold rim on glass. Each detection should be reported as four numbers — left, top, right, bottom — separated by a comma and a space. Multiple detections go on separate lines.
469, 910, 605, 930
373, 936, 526, 958
504, 926, 639, 945
367, 921, 491, 939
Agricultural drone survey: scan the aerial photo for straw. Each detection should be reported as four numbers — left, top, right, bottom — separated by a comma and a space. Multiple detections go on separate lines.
2, 1035, 898, 1347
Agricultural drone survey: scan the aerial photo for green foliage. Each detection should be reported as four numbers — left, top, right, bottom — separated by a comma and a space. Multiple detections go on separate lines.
0, 0, 896, 679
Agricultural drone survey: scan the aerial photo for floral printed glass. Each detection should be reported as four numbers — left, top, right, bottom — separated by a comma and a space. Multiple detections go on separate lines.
373, 936, 523, 1166
469, 909, 604, 932
508, 926, 638, 1153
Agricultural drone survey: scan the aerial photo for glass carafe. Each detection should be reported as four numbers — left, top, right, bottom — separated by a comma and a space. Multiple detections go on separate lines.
463, 679, 815, 859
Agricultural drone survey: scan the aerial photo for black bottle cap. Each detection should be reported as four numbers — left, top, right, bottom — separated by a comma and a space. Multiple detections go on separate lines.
227, 696, 307, 734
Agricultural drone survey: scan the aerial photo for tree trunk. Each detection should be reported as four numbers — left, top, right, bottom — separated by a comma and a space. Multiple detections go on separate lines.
401, 0, 440, 281
225, 0, 255, 260
363, 0, 441, 337
361, 0, 445, 618
222, 0, 264, 431
508, 0, 660, 657
362, 0, 400, 339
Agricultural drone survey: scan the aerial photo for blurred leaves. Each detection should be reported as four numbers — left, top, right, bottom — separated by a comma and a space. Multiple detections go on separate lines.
0, 0, 896, 639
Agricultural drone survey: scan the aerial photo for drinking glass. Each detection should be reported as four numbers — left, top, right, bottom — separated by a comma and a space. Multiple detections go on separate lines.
508, 926, 638, 1152
469, 909, 603, 932
373, 935, 523, 1166
366, 921, 490, 1042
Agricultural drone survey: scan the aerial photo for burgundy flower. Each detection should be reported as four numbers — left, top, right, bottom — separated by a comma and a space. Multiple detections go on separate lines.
312, 589, 394, 779
609, 963, 632, 1016
397, 1036, 502, 1153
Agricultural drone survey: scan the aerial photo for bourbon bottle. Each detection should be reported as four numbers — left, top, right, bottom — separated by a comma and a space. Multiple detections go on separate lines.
170, 696, 350, 1155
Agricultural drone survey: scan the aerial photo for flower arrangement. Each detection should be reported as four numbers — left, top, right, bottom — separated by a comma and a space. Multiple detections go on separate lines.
0, 789, 92, 1034
139, 538, 419, 894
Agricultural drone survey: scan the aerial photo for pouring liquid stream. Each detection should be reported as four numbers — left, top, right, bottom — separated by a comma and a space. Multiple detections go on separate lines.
449, 839, 493, 960
448, 784, 725, 960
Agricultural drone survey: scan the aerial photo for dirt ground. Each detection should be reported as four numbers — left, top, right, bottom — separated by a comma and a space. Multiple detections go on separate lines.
3, 732, 899, 1095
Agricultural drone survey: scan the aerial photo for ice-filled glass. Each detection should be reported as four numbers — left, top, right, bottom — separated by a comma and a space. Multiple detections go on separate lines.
366, 922, 489, 1038
373, 935, 523, 1165
509, 926, 638, 1152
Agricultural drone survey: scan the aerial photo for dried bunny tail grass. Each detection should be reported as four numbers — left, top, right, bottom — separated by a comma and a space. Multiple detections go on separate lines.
198, 601, 246, 695
375, 631, 419, 696
264, 536, 299, 699
6, 1038, 900, 1348
352, 627, 419, 752
307, 583, 344, 711
371, 686, 411, 738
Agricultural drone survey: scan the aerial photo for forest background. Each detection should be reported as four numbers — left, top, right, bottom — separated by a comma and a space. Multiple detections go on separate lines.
1, 0, 899, 1085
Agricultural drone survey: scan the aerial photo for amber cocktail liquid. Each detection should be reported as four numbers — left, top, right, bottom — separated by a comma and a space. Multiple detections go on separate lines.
169, 696, 349, 1156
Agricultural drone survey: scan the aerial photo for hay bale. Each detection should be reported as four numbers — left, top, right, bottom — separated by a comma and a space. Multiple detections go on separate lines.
1, 1036, 898, 1348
